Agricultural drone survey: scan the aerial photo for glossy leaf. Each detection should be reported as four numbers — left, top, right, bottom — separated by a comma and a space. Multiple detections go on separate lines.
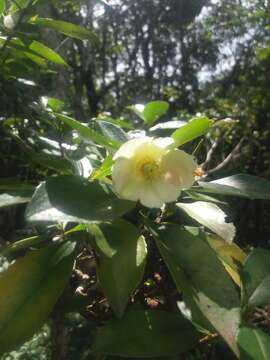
0, 37, 66, 67
0, 180, 34, 208
130, 101, 169, 125
55, 113, 120, 149
46, 98, 64, 112
31, 152, 74, 174
91, 155, 113, 180
0, 191, 32, 208
90, 219, 147, 317
0, 37, 47, 68
150, 120, 187, 136
206, 235, 246, 286
154, 225, 240, 356
22, 51, 48, 68
237, 327, 270, 360
172, 116, 211, 147
96, 116, 134, 130
11, 133, 74, 174
185, 190, 227, 204
241, 248, 270, 309
0, 235, 47, 257
177, 201, 235, 243
29, 41, 68, 66
198, 174, 270, 199
30, 18, 98, 42
97, 120, 128, 143
0, 242, 75, 354
92, 310, 199, 357
25, 176, 134, 224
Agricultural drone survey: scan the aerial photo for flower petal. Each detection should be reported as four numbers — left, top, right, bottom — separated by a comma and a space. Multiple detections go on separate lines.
112, 136, 197, 207
162, 149, 197, 189
139, 185, 164, 208
112, 158, 140, 201
113, 137, 151, 160
153, 179, 181, 203
153, 137, 175, 149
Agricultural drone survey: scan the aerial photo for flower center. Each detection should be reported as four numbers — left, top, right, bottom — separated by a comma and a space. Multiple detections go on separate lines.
139, 159, 160, 181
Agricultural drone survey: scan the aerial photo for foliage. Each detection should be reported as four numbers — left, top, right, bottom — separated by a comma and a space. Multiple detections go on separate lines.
1, 0, 270, 359
1, 326, 51, 360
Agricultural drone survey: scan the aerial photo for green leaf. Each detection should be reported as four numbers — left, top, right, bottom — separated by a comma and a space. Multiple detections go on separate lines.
0, 0, 6, 13
96, 116, 134, 130
10, 131, 74, 174
257, 45, 270, 61
11, 0, 36, 9
0, 37, 66, 67
25, 176, 134, 224
28, 41, 68, 66
130, 101, 169, 125
0, 178, 34, 191
46, 98, 64, 112
30, 18, 98, 42
0, 37, 48, 68
237, 327, 270, 360
89, 220, 147, 317
206, 234, 246, 286
177, 201, 235, 243
55, 113, 120, 150
0, 242, 75, 354
41, 97, 64, 112
97, 120, 128, 143
0, 180, 34, 208
184, 190, 227, 204
172, 116, 211, 147
150, 120, 187, 136
91, 155, 113, 181
241, 248, 270, 309
0, 235, 47, 257
92, 310, 199, 357
197, 174, 270, 199
154, 225, 240, 356
22, 50, 48, 68
0, 191, 32, 208
31, 152, 74, 174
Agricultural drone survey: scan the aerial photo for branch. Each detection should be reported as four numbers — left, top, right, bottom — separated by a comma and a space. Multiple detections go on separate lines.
201, 139, 218, 169
204, 138, 244, 177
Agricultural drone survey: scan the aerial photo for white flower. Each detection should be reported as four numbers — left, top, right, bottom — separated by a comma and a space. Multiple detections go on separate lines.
3, 14, 17, 30
112, 136, 197, 208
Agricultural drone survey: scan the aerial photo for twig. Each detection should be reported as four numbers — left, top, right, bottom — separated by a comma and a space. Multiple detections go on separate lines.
192, 138, 204, 156
55, 37, 70, 52
204, 138, 244, 176
201, 139, 218, 169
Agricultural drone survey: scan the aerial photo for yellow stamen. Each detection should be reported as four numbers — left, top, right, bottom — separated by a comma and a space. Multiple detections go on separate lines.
140, 159, 160, 181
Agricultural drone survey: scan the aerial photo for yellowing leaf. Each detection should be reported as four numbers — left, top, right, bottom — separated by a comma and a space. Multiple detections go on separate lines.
206, 235, 246, 286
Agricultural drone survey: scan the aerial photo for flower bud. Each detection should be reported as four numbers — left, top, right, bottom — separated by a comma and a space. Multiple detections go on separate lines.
3, 14, 18, 30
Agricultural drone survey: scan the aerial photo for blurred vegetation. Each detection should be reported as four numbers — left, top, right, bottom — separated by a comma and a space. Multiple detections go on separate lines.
1, 326, 50, 360
1, 0, 270, 358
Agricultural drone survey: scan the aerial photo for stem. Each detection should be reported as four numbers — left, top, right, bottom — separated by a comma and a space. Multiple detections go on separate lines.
192, 138, 204, 156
